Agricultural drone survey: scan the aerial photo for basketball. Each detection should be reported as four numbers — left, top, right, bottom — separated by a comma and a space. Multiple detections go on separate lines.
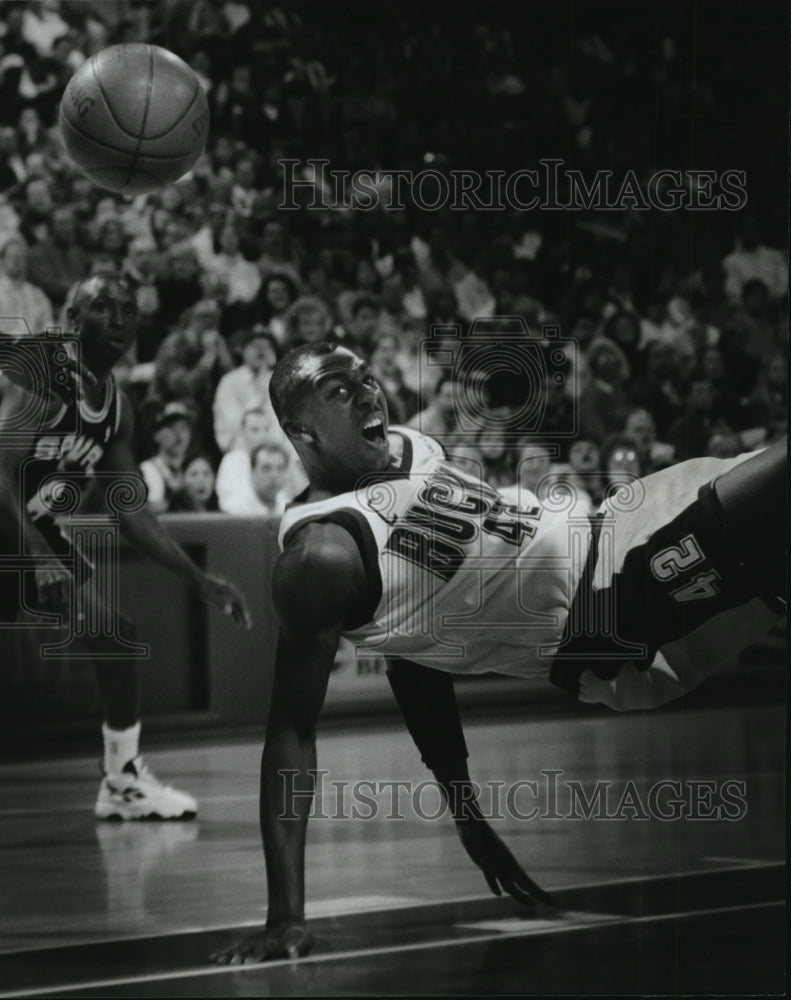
59, 44, 210, 196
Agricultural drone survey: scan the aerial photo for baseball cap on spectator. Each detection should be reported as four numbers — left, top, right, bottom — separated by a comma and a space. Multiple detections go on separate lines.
155, 401, 194, 429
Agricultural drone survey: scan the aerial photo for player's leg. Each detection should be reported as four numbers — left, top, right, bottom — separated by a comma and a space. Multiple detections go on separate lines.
76, 584, 198, 821
706, 436, 786, 605
553, 443, 786, 711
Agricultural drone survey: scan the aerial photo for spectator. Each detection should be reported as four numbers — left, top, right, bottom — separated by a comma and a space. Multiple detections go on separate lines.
623, 407, 674, 473
168, 453, 220, 513
155, 246, 204, 329
256, 272, 299, 345
205, 219, 261, 304
213, 325, 279, 452
630, 341, 687, 439
26, 205, 90, 308
345, 294, 381, 351
286, 295, 335, 348
369, 332, 418, 424
0, 125, 26, 191
602, 309, 642, 376
600, 433, 644, 494
666, 379, 719, 461
705, 428, 742, 460
151, 299, 234, 451
18, 176, 53, 244
257, 219, 301, 284
0, 235, 53, 333
578, 337, 631, 444
722, 217, 787, 304
567, 438, 603, 506
187, 201, 230, 272
721, 278, 782, 394
249, 441, 291, 516
744, 352, 787, 444
139, 402, 194, 514
216, 408, 287, 514
211, 63, 266, 146
95, 216, 129, 270
407, 372, 459, 451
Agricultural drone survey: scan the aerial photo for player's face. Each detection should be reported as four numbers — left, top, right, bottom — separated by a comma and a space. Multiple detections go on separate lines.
71, 277, 138, 369
294, 349, 391, 484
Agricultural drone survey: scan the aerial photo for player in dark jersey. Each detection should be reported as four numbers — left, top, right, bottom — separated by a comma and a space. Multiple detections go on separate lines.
0, 274, 251, 820
212, 341, 785, 964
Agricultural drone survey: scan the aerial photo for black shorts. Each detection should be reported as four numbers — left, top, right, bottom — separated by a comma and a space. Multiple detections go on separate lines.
549, 452, 780, 709
0, 521, 91, 624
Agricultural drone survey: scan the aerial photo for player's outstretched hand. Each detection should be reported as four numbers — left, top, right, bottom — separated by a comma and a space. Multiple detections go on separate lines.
34, 562, 74, 610
198, 573, 252, 629
0, 333, 97, 406
210, 921, 313, 965
455, 817, 556, 909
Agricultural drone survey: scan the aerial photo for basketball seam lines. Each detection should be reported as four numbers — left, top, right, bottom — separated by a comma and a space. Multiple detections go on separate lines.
61, 117, 196, 160
144, 82, 201, 141
124, 46, 155, 191
92, 57, 140, 141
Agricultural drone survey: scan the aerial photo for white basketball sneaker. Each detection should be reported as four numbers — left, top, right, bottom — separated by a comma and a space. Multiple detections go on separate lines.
95, 756, 198, 821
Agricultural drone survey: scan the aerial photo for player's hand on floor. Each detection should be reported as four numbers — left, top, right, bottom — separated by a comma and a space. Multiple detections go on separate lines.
210, 921, 313, 965
455, 817, 556, 909
198, 573, 252, 629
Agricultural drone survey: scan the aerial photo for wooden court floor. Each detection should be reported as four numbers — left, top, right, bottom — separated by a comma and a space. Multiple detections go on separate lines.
0, 702, 785, 996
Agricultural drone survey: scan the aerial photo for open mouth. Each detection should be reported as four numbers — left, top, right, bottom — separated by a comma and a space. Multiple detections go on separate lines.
361, 413, 387, 445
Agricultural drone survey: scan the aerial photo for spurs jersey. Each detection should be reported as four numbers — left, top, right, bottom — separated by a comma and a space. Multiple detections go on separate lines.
278, 427, 593, 680
20, 377, 121, 553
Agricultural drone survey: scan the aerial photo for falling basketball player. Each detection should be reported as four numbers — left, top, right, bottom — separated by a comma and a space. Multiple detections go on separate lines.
0, 274, 251, 821
212, 342, 785, 964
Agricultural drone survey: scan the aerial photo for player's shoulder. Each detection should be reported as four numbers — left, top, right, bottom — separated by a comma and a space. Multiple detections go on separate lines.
279, 520, 361, 575
274, 520, 365, 623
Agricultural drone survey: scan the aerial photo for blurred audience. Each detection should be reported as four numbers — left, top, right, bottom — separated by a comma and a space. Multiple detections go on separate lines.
139, 402, 194, 513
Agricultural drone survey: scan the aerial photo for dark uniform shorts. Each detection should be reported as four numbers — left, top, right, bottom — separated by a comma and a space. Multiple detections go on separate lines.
550, 452, 782, 710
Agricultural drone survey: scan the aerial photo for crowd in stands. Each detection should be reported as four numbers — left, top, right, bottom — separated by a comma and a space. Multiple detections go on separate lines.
0, 1, 786, 515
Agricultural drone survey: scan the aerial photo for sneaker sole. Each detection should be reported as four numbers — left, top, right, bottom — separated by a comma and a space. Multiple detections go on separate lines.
95, 810, 198, 822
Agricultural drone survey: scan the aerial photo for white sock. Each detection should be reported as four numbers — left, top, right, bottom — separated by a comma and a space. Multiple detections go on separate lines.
102, 721, 141, 775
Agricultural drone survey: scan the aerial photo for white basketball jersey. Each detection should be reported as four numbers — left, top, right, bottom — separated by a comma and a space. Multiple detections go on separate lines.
278, 427, 593, 680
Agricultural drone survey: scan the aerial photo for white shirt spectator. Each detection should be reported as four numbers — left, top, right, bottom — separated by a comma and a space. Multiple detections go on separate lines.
216, 449, 270, 514
139, 455, 185, 510
0, 238, 53, 334
213, 329, 279, 452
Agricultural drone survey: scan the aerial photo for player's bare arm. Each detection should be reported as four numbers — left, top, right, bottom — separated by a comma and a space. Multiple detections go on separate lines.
0, 330, 97, 406
99, 390, 251, 628
0, 377, 73, 607
211, 521, 368, 965
386, 658, 555, 908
